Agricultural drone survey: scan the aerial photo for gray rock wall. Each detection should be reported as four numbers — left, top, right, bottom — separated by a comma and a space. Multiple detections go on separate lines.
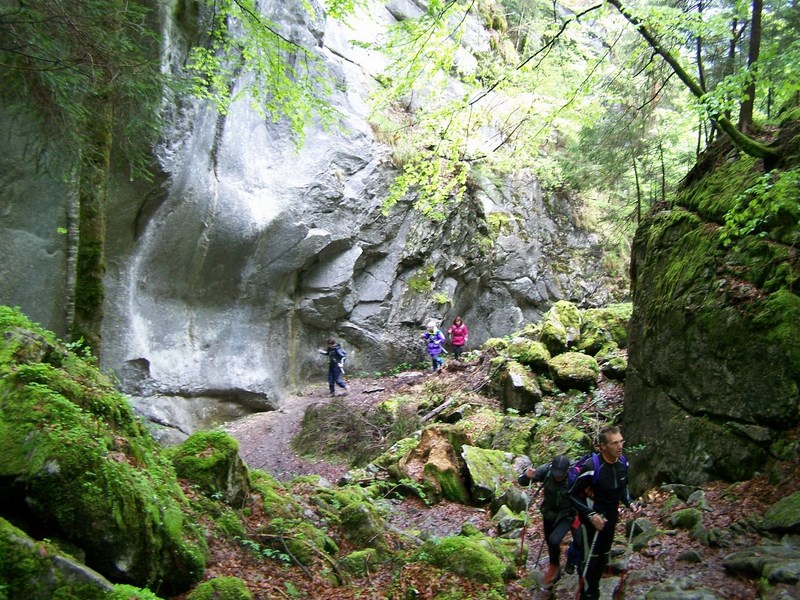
0, 1, 623, 425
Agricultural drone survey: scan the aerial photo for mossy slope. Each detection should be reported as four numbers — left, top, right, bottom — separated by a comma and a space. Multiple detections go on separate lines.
0, 307, 207, 594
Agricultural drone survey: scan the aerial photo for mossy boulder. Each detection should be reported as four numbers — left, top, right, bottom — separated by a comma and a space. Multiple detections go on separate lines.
415, 533, 515, 585
339, 499, 388, 553
399, 425, 471, 504
0, 307, 207, 593
492, 360, 542, 414
762, 491, 800, 533
539, 300, 582, 356
337, 548, 381, 578
576, 303, 632, 355
624, 134, 800, 492
669, 508, 703, 530
548, 352, 599, 391
186, 576, 253, 600
0, 516, 117, 600
461, 445, 516, 504
506, 338, 551, 370
167, 430, 250, 505
599, 351, 628, 380
489, 415, 536, 456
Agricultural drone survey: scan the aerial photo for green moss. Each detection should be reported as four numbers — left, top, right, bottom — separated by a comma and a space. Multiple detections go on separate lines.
249, 470, 294, 518
506, 338, 550, 369
680, 155, 760, 221
669, 508, 703, 530
416, 535, 512, 586
752, 289, 800, 376
487, 211, 515, 239
577, 303, 632, 354
548, 352, 599, 391
0, 307, 207, 592
423, 461, 471, 505
490, 415, 535, 456
108, 585, 164, 599
186, 577, 253, 600
539, 301, 582, 355
483, 338, 508, 352
338, 548, 381, 577
408, 264, 435, 293
338, 500, 388, 552
762, 490, 800, 532
166, 430, 249, 504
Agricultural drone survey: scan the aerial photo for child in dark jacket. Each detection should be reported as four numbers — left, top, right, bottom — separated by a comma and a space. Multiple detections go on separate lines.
319, 337, 349, 396
519, 455, 576, 587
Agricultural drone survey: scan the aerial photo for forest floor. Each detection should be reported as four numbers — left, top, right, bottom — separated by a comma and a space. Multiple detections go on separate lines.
176, 364, 798, 600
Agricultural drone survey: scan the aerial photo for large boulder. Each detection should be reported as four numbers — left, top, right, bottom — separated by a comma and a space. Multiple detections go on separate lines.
548, 352, 600, 391
460, 445, 516, 505
398, 425, 471, 504
167, 430, 251, 506
624, 131, 800, 493
0, 307, 207, 593
492, 359, 543, 414
539, 300, 583, 356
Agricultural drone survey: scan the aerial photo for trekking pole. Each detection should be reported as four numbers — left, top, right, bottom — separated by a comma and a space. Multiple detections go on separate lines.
533, 533, 546, 567
518, 480, 545, 562
613, 523, 637, 600
575, 528, 599, 600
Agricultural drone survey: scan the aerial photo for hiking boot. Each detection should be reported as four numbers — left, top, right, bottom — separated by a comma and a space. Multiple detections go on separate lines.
564, 560, 575, 575
340, 384, 349, 396
329, 391, 335, 397
543, 564, 560, 586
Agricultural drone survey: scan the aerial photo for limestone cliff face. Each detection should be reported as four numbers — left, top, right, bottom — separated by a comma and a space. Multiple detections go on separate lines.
0, 1, 621, 426
623, 121, 800, 494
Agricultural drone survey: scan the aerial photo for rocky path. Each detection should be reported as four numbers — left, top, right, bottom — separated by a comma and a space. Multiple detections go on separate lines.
222, 383, 351, 482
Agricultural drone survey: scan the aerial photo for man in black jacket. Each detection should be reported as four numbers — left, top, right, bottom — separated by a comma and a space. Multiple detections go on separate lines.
568, 426, 639, 600
519, 454, 575, 586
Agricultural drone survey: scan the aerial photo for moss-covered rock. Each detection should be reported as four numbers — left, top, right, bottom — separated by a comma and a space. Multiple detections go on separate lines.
548, 352, 599, 391
576, 303, 632, 355
337, 548, 381, 578
167, 430, 250, 506
415, 534, 513, 585
461, 445, 516, 504
762, 491, 800, 533
539, 300, 582, 356
0, 307, 206, 593
624, 134, 800, 492
506, 338, 551, 370
398, 425, 471, 504
669, 508, 703, 530
489, 415, 536, 456
0, 516, 116, 600
339, 499, 389, 553
186, 576, 253, 600
492, 360, 542, 414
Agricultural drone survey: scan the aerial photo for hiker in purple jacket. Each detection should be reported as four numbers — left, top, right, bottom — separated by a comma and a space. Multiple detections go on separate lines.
422, 320, 446, 372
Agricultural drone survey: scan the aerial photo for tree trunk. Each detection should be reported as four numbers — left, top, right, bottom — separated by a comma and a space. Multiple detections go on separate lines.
632, 153, 641, 224
738, 0, 763, 132
73, 97, 112, 355
696, 0, 707, 93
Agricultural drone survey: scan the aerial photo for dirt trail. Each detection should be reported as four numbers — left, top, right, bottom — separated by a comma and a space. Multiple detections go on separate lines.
222, 373, 428, 482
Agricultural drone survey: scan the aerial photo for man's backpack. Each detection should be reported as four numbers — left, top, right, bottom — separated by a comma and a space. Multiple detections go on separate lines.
567, 452, 628, 490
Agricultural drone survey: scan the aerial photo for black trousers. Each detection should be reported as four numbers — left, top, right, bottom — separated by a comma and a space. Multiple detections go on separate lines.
543, 515, 573, 566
